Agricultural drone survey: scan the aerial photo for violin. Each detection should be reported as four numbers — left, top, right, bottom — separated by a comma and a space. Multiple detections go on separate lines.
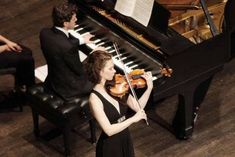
107, 68, 172, 98
107, 69, 145, 97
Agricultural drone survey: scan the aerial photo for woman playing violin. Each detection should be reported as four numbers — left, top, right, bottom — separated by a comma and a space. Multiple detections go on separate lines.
84, 50, 153, 157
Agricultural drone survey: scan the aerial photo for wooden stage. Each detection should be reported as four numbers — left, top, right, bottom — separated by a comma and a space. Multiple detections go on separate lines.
0, 0, 235, 156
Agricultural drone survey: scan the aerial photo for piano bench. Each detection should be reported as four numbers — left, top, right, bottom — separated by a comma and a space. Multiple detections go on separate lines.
27, 84, 96, 156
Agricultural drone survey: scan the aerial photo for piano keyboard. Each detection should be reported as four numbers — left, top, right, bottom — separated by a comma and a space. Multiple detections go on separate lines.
69, 21, 165, 80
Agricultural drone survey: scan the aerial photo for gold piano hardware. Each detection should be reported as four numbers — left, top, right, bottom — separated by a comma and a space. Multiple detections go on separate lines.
169, 2, 225, 26
92, 6, 160, 51
169, 1, 226, 43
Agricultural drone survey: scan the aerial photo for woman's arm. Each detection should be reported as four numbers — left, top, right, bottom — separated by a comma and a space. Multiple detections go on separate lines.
0, 45, 9, 53
0, 35, 22, 52
89, 93, 146, 136
0, 35, 9, 43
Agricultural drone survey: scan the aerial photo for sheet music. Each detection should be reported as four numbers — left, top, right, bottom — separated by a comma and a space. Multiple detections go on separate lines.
114, 0, 136, 16
35, 65, 48, 82
114, 0, 154, 26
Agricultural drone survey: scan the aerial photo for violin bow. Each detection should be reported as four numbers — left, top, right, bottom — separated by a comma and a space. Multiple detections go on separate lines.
113, 42, 149, 125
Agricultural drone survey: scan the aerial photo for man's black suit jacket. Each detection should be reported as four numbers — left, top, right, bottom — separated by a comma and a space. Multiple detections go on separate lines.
40, 27, 93, 101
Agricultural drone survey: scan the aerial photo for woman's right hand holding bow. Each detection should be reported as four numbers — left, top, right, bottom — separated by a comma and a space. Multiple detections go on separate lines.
132, 109, 147, 123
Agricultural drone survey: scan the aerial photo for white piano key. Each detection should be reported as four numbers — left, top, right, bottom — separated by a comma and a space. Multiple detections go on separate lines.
108, 49, 115, 53
125, 61, 134, 66
75, 27, 84, 32
96, 42, 105, 47
87, 43, 97, 50
120, 57, 127, 60
80, 32, 91, 36
113, 55, 125, 59
74, 25, 80, 29
129, 64, 138, 69
112, 54, 124, 58
68, 30, 82, 38
105, 46, 112, 50
93, 39, 101, 44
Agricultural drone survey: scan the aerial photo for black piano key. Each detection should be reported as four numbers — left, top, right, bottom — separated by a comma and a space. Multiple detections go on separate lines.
113, 51, 130, 57
142, 67, 153, 72
113, 56, 127, 61
111, 50, 128, 58
151, 69, 162, 75
130, 62, 149, 70
114, 48, 126, 53
74, 24, 86, 29
101, 42, 113, 48
75, 25, 90, 31
119, 49, 129, 55
91, 34, 106, 41
74, 25, 80, 30
77, 22, 89, 27
91, 28, 110, 36
91, 35, 107, 41
84, 26, 94, 32
76, 28, 88, 34
120, 52, 129, 57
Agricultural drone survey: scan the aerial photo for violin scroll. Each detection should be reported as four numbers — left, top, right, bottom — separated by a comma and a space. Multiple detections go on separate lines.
160, 67, 173, 77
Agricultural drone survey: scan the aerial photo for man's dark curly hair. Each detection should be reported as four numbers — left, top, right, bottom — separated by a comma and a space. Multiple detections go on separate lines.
84, 50, 112, 84
52, 1, 78, 27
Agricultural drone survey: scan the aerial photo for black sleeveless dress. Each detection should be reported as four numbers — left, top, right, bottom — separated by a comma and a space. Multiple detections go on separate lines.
91, 90, 134, 157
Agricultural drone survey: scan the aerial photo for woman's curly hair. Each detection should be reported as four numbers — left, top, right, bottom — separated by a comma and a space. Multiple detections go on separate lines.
52, 1, 78, 27
84, 50, 112, 84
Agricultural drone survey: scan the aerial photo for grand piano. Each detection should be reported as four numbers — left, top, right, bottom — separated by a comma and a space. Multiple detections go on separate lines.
70, 0, 234, 139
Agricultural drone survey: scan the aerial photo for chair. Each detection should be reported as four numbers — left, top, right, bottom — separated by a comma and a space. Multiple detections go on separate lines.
27, 83, 96, 156
0, 67, 23, 111
0, 67, 16, 75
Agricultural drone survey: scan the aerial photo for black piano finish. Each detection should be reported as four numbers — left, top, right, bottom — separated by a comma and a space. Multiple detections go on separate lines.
223, 0, 235, 59
71, 0, 232, 139
156, 33, 228, 138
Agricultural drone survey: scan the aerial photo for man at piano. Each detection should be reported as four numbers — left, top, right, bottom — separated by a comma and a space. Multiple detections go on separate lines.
40, 1, 104, 101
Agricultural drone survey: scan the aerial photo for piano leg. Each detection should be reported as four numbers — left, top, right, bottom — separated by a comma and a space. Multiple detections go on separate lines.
193, 77, 213, 121
172, 92, 194, 140
172, 76, 213, 139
